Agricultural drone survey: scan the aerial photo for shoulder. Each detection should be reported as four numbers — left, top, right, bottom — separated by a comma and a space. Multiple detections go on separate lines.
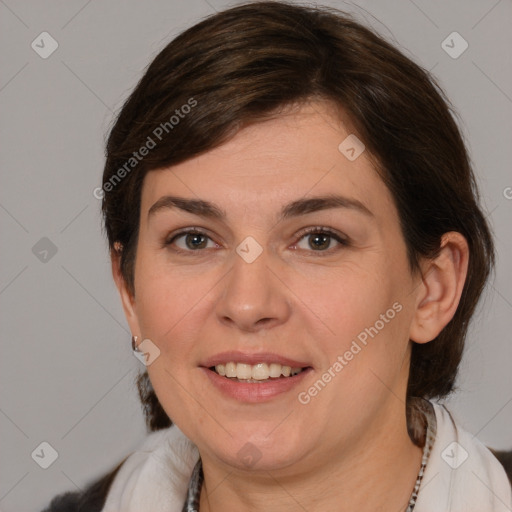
41, 426, 198, 512
490, 448, 512, 485
101, 424, 199, 511
430, 402, 509, 479
40, 428, 174, 512
415, 402, 512, 511
432, 403, 509, 473
40, 457, 126, 512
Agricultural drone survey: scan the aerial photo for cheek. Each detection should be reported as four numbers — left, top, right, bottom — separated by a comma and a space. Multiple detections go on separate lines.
133, 252, 221, 362
296, 260, 412, 397
297, 261, 402, 339
133, 252, 183, 343
135, 280, 201, 355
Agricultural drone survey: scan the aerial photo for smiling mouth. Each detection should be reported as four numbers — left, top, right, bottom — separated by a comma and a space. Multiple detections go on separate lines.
210, 362, 307, 383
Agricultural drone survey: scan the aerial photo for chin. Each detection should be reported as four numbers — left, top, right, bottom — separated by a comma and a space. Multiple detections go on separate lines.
207, 428, 307, 472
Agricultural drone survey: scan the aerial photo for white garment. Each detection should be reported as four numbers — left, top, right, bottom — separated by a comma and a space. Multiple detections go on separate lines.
101, 402, 511, 512
414, 404, 511, 512
101, 425, 199, 512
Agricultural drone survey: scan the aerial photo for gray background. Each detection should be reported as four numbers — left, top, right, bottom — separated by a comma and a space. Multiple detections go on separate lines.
0, 0, 511, 510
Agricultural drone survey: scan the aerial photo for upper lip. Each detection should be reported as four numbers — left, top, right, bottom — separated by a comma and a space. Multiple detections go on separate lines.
201, 351, 311, 369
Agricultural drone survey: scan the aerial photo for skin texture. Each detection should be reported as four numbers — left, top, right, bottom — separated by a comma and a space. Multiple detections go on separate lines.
112, 101, 469, 512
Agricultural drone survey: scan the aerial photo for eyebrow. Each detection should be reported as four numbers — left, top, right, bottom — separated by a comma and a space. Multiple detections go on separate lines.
147, 194, 374, 222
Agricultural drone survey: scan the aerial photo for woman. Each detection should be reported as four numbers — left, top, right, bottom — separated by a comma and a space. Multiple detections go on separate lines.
43, 2, 511, 511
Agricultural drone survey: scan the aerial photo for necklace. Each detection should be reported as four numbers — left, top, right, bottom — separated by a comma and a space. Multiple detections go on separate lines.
182, 398, 437, 512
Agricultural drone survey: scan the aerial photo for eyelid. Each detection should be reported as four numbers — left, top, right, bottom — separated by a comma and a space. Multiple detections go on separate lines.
164, 225, 349, 255
163, 227, 219, 250
291, 225, 349, 254
164, 226, 213, 243
294, 225, 348, 243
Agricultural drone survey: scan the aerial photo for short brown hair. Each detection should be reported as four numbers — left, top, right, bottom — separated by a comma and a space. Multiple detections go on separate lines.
101, 1, 494, 430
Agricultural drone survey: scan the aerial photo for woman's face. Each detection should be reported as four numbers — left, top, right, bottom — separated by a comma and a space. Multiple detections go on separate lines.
121, 102, 424, 473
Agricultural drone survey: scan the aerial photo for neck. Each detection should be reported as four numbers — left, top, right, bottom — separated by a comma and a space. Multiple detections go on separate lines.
199, 398, 424, 512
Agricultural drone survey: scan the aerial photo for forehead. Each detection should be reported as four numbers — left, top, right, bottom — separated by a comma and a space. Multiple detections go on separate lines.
140, 102, 395, 224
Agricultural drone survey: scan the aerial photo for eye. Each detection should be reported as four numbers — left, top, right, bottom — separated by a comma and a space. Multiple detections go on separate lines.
165, 228, 219, 253
164, 226, 348, 255
293, 227, 348, 253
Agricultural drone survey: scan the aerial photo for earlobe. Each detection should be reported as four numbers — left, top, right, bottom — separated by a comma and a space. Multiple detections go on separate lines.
110, 244, 141, 337
409, 232, 469, 344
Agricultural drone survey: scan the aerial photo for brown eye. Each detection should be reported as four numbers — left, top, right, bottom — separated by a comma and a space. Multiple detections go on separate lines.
165, 229, 217, 252
182, 233, 209, 250
293, 227, 348, 253
307, 233, 331, 250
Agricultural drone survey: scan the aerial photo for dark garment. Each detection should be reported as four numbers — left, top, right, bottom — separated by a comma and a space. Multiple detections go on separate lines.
181, 459, 204, 512
491, 449, 512, 486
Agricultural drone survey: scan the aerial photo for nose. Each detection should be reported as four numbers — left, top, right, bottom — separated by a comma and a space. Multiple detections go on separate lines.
215, 244, 292, 333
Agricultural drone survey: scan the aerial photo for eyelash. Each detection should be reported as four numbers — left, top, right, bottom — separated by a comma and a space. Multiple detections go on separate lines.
163, 226, 349, 256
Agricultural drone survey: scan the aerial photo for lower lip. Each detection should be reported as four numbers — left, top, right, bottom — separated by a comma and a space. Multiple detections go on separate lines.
201, 367, 312, 403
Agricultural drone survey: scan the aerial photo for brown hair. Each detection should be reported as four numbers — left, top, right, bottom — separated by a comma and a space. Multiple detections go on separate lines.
101, 1, 494, 431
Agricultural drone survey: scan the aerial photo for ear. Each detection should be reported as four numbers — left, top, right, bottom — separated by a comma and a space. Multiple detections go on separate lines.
111, 242, 141, 338
409, 232, 469, 343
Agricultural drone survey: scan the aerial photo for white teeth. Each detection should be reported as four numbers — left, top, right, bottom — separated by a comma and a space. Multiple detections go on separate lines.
214, 362, 305, 381
269, 363, 282, 378
236, 363, 252, 380
252, 363, 269, 380
225, 362, 237, 378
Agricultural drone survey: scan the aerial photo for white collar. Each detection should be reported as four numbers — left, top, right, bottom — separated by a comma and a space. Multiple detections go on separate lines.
415, 403, 511, 511
101, 402, 511, 512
